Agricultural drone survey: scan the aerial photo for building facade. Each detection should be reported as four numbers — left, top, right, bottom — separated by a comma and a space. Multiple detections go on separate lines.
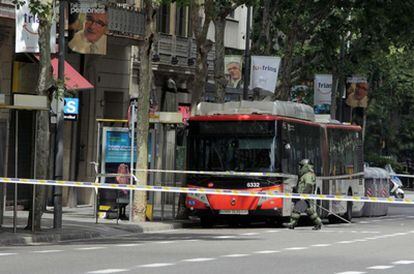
0, 1, 250, 216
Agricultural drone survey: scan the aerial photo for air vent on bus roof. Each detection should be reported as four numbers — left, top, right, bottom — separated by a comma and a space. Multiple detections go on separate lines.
192, 100, 315, 121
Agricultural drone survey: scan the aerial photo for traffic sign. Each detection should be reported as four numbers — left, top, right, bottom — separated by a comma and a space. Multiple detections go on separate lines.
64, 97, 79, 121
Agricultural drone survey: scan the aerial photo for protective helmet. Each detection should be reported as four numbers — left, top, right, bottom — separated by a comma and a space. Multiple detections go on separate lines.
299, 159, 310, 167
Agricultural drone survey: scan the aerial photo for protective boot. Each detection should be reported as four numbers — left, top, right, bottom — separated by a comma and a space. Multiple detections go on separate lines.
306, 207, 322, 230
283, 212, 300, 229
312, 223, 322, 230
282, 222, 295, 229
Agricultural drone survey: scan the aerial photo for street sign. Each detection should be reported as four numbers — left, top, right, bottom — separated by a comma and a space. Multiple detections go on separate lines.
64, 97, 79, 121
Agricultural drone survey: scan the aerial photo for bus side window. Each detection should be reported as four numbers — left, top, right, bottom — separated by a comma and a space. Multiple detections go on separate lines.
281, 142, 291, 173
281, 122, 292, 174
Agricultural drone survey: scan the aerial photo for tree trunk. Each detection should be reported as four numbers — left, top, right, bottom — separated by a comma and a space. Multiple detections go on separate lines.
330, 72, 338, 120
331, 38, 346, 120
275, 32, 297, 101
190, 0, 213, 106
251, 0, 274, 55
213, 16, 227, 103
262, 0, 273, 55
27, 18, 53, 231
132, 0, 156, 223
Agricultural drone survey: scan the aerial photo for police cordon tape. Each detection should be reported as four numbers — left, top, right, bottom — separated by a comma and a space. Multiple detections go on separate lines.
0, 176, 413, 205
396, 173, 414, 179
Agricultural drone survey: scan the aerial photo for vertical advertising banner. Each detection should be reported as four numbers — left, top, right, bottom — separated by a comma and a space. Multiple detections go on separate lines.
346, 76, 368, 108
250, 56, 281, 93
68, 0, 108, 55
15, 0, 56, 53
314, 74, 332, 114
225, 55, 243, 89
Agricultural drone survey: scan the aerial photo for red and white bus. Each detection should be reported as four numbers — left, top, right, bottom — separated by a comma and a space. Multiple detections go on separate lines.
185, 101, 364, 226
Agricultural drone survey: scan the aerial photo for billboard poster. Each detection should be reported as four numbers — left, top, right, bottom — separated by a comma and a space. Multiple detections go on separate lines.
100, 127, 136, 210
68, 0, 108, 55
225, 55, 243, 89
346, 76, 368, 108
103, 128, 136, 165
15, 0, 56, 53
314, 74, 332, 114
250, 56, 281, 93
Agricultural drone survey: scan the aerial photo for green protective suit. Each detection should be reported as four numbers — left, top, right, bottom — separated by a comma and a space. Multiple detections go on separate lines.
296, 163, 317, 194
287, 161, 322, 229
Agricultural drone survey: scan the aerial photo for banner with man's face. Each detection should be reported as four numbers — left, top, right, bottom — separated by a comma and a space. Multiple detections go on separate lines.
346, 76, 368, 108
68, 0, 108, 55
225, 55, 243, 89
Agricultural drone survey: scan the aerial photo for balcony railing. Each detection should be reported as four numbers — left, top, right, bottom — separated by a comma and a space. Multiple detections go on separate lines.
153, 33, 216, 71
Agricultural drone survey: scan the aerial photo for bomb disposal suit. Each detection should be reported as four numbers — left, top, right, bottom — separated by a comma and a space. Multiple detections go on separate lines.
285, 159, 322, 230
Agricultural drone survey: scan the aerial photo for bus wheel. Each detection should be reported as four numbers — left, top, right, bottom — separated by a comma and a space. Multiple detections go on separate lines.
200, 217, 213, 228
344, 189, 353, 222
265, 218, 278, 227
228, 218, 239, 228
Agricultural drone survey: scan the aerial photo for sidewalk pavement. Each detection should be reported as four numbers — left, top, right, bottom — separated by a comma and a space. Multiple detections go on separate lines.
0, 205, 191, 246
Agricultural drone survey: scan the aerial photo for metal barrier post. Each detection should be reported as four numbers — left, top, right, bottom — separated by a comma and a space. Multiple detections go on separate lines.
129, 101, 136, 221
161, 125, 166, 221
147, 127, 156, 221
13, 110, 18, 233
172, 126, 176, 219
94, 121, 101, 222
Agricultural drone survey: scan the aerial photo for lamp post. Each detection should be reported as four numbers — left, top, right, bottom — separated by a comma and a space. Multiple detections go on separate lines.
53, 0, 65, 229
242, 5, 252, 100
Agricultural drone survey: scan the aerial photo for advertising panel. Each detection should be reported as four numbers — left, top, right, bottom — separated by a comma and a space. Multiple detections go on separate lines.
68, 0, 108, 55
225, 55, 243, 89
100, 127, 136, 212
346, 76, 368, 108
103, 127, 136, 166
15, 0, 56, 53
314, 74, 332, 114
250, 56, 281, 93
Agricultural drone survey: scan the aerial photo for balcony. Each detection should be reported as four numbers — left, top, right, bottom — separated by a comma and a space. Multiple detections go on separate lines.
134, 33, 216, 75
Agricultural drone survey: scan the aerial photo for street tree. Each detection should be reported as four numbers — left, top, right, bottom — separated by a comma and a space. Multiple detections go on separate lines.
132, 0, 159, 222
365, 48, 414, 168
313, 1, 414, 122
190, 0, 214, 105
13, 0, 55, 230
251, 0, 337, 100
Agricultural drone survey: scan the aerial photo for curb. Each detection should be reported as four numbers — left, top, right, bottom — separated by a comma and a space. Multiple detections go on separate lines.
0, 231, 101, 246
0, 221, 188, 246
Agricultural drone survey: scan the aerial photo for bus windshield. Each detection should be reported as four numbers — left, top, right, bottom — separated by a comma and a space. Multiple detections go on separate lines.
188, 121, 277, 172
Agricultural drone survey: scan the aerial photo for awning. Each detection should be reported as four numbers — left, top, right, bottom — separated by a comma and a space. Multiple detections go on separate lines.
34, 55, 94, 90
51, 58, 94, 90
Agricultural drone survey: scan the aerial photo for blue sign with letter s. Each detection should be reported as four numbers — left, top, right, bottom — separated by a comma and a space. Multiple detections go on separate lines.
64, 98, 79, 115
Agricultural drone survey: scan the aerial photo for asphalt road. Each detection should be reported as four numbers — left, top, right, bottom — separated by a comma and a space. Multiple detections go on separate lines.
1, 205, 414, 274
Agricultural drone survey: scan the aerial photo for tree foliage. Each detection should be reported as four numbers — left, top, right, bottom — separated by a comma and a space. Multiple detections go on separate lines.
365, 48, 414, 166
250, 0, 414, 167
